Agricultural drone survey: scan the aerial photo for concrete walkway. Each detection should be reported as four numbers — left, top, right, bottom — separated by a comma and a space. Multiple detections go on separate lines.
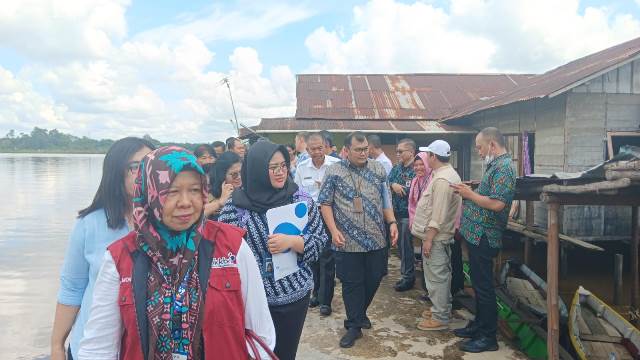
298, 253, 528, 359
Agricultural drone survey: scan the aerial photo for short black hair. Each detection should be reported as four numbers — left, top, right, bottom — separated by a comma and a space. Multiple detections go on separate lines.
78, 137, 156, 229
212, 141, 225, 150
398, 138, 416, 152
435, 154, 450, 163
344, 131, 367, 147
319, 130, 333, 146
226, 137, 240, 150
194, 144, 216, 158
367, 134, 382, 149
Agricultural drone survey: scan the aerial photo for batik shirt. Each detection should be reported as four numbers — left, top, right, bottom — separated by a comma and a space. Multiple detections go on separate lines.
318, 160, 392, 253
387, 163, 415, 219
459, 153, 516, 249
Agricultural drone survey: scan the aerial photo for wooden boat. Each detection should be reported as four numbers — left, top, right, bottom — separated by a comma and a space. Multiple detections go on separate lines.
499, 259, 569, 323
461, 261, 574, 359
569, 286, 640, 360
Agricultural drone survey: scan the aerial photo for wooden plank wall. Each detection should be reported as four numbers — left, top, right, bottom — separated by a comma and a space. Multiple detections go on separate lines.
463, 59, 640, 240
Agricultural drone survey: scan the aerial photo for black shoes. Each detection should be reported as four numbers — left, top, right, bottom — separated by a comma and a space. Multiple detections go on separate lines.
459, 336, 498, 353
453, 321, 479, 338
362, 316, 372, 329
309, 297, 320, 308
394, 279, 414, 292
319, 305, 332, 316
339, 328, 363, 348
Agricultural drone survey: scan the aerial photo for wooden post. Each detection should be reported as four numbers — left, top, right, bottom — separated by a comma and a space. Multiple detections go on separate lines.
632, 206, 639, 312
524, 201, 534, 266
547, 202, 560, 360
613, 254, 624, 305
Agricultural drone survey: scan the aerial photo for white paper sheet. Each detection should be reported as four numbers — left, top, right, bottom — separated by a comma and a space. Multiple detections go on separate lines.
266, 201, 309, 281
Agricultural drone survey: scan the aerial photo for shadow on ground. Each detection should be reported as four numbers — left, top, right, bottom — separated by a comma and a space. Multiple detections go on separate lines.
298, 252, 529, 359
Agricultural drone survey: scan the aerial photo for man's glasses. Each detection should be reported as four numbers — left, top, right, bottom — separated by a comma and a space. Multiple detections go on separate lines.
227, 171, 241, 180
396, 149, 409, 155
268, 162, 288, 174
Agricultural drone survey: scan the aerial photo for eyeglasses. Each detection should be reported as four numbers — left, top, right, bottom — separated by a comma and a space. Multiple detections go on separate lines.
268, 162, 288, 174
127, 161, 140, 174
351, 147, 369, 154
227, 171, 241, 180
396, 149, 410, 155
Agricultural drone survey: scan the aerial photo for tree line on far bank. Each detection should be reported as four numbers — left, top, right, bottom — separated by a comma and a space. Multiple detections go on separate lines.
0, 128, 198, 154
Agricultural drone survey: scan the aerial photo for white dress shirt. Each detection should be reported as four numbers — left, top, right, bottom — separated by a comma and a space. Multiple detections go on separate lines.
375, 152, 393, 176
77, 240, 275, 360
294, 155, 341, 202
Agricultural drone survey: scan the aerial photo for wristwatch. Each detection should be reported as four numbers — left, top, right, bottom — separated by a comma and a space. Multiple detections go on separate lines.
387, 220, 397, 226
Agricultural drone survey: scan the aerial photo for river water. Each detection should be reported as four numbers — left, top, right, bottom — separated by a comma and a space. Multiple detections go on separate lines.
0, 154, 104, 359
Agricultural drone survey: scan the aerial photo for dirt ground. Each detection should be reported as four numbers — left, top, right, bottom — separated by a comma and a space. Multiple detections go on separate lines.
297, 253, 529, 360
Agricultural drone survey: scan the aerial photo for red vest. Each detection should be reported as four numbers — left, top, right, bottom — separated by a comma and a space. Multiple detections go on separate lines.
108, 220, 249, 360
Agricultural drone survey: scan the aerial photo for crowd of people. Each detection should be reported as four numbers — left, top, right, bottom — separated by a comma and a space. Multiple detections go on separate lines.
50, 128, 516, 359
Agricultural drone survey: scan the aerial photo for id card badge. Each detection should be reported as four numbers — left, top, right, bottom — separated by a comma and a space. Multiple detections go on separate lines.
405, 180, 412, 188
172, 353, 187, 360
264, 258, 274, 278
353, 196, 363, 213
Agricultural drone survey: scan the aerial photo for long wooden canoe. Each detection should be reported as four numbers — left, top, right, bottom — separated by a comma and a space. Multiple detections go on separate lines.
499, 259, 569, 323
569, 286, 640, 360
462, 262, 574, 359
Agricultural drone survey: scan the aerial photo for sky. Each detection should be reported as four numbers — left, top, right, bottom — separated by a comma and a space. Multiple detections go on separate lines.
1, 0, 640, 142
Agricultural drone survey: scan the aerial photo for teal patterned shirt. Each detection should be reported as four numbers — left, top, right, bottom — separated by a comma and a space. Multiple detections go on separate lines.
459, 153, 516, 249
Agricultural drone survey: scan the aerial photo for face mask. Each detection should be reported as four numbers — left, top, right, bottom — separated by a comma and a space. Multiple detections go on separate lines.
484, 154, 495, 165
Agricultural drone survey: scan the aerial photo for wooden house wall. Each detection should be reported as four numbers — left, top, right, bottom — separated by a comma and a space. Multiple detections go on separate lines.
461, 61, 640, 241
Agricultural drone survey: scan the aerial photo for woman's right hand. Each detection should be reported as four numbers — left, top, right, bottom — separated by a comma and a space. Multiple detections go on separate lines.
220, 182, 234, 202
331, 230, 346, 248
50, 345, 66, 360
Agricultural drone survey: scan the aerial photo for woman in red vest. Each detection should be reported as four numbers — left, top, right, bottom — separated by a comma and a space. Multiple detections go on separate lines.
78, 146, 275, 360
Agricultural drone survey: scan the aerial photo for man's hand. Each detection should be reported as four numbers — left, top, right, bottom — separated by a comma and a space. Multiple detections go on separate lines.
422, 239, 433, 258
389, 223, 399, 247
450, 183, 474, 199
331, 230, 346, 248
267, 234, 295, 254
391, 183, 406, 196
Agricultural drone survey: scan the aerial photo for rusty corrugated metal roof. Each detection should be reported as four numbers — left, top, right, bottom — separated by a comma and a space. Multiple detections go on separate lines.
445, 36, 640, 121
295, 73, 534, 120
242, 117, 477, 135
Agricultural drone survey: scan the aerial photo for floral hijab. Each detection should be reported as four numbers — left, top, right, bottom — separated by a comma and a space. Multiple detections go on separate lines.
132, 146, 208, 360
408, 152, 433, 227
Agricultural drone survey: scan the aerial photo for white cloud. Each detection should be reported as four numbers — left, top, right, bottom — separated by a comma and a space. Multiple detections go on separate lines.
134, 2, 313, 44
0, 66, 69, 135
0, 0, 129, 61
18, 36, 295, 141
305, 0, 640, 74
0, 2, 298, 142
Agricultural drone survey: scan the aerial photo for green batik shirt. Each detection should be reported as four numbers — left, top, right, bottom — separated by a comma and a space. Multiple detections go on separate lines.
459, 153, 516, 249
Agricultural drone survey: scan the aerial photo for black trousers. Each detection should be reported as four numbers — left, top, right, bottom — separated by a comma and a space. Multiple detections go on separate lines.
335, 247, 387, 329
450, 232, 465, 295
467, 236, 499, 339
269, 293, 310, 360
311, 240, 335, 306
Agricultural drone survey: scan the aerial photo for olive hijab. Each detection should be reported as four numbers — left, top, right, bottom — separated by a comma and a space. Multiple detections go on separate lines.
231, 140, 298, 213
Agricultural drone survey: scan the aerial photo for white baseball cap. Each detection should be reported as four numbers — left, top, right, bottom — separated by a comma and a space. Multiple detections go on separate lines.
419, 140, 451, 157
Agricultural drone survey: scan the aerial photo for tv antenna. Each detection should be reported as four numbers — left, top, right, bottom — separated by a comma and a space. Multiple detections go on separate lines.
220, 77, 239, 136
